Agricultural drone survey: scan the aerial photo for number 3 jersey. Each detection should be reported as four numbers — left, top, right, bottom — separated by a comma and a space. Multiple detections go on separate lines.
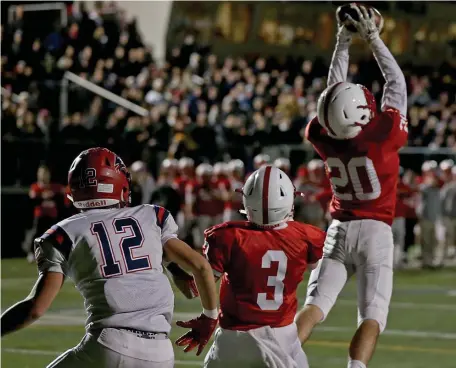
204, 220, 325, 331
34, 204, 177, 334
305, 108, 408, 226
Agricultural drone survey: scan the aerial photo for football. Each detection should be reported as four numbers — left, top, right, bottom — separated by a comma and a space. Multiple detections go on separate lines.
336, 3, 384, 34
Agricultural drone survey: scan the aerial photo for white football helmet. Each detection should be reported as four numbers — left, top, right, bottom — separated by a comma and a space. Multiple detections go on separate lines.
213, 162, 227, 176
228, 159, 245, 175
196, 163, 213, 177
178, 157, 194, 170
439, 159, 454, 172
317, 82, 377, 140
422, 160, 437, 173
162, 158, 178, 169
253, 153, 271, 169
242, 165, 296, 227
274, 158, 291, 173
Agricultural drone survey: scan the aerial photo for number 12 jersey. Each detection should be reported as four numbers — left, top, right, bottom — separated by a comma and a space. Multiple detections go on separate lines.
305, 108, 408, 226
34, 204, 177, 334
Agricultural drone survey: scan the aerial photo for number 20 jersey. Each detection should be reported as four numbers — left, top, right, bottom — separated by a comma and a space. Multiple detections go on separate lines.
305, 108, 408, 226
204, 221, 325, 331
34, 204, 177, 333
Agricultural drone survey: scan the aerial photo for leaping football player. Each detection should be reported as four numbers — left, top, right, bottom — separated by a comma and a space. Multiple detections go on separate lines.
195, 166, 325, 367
1, 148, 219, 367
295, 5, 408, 368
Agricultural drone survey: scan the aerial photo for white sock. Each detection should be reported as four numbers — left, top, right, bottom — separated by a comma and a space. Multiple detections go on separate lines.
348, 360, 366, 368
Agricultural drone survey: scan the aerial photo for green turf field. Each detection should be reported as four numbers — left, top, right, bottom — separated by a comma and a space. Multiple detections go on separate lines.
1, 259, 455, 368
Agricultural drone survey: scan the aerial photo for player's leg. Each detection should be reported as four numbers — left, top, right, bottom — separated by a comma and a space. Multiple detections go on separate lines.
421, 220, 436, 267
296, 220, 354, 343
350, 220, 394, 367
392, 217, 405, 268
46, 333, 105, 368
204, 328, 265, 368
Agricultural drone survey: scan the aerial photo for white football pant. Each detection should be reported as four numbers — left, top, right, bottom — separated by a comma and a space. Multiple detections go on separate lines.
204, 323, 308, 368
46, 328, 174, 368
305, 219, 393, 332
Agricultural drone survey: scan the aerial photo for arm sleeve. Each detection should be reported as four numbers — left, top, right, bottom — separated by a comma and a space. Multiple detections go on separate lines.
204, 229, 231, 277
305, 226, 326, 264
370, 38, 407, 116
327, 42, 350, 86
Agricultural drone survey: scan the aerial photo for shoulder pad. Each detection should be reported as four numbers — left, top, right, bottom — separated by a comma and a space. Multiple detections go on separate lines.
151, 205, 170, 230
204, 221, 251, 237
35, 224, 73, 260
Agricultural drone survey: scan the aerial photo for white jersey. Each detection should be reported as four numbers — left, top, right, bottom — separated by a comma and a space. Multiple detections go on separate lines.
34, 204, 177, 334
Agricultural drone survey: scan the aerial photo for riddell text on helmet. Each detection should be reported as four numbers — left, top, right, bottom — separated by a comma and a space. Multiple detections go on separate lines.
81, 200, 107, 208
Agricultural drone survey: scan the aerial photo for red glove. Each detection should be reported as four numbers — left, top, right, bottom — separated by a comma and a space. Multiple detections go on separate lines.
175, 313, 218, 356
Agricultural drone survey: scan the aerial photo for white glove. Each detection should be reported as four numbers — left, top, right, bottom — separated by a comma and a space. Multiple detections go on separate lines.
336, 23, 352, 46
346, 4, 379, 43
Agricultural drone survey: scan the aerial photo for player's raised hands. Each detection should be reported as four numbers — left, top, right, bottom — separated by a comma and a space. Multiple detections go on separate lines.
176, 313, 218, 356
336, 14, 352, 46
346, 4, 379, 43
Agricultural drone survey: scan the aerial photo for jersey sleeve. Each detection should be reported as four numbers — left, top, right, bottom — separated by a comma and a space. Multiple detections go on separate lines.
153, 205, 178, 245
370, 37, 407, 116
304, 118, 327, 160
304, 225, 326, 264
377, 108, 408, 150
34, 225, 71, 276
327, 40, 350, 86
204, 228, 234, 277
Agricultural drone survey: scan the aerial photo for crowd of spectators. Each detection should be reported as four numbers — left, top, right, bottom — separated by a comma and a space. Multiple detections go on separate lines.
1, 2, 456, 266
2, 2, 456, 187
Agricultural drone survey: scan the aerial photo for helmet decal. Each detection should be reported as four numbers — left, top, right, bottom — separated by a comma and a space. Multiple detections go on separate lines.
262, 165, 272, 225
323, 82, 343, 137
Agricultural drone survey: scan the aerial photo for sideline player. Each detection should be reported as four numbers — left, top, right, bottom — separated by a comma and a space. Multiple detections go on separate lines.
196, 165, 325, 367
295, 5, 408, 368
1, 147, 218, 367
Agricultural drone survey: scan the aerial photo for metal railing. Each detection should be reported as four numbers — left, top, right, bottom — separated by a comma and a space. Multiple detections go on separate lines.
60, 72, 148, 122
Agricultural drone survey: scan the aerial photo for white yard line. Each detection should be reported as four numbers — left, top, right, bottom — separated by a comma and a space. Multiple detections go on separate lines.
314, 326, 456, 340
24, 312, 456, 340
1, 348, 202, 366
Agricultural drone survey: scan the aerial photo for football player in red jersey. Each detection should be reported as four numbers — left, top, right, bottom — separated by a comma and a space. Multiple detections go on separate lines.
187, 163, 225, 249
199, 165, 325, 367
157, 158, 178, 186
212, 162, 232, 222
295, 5, 408, 368
225, 159, 246, 221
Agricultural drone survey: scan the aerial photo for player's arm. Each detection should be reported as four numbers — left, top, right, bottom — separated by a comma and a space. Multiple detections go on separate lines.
165, 238, 218, 356
158, 209, 218, 356
164, 238, 217, 312
349, 5, 407, 115
1, 237, 66, 337
327, 14, 352, 86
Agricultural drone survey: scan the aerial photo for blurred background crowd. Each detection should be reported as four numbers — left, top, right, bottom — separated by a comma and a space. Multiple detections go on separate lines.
1, 1, 456, 269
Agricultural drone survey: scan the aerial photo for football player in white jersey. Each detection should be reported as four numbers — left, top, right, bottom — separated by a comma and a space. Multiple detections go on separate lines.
1, 147, 219, 367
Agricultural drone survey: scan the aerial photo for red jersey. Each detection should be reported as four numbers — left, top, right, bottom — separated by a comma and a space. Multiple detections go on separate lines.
229, 177, 244, 211
191, 181, 225, 216
305, 108, 408, 226
30, 183, 64, 218
204, 220, 325, 331
395, 182, 416, 218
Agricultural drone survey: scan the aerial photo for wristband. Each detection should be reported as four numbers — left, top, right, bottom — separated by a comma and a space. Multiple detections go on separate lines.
203, 308, 218, 319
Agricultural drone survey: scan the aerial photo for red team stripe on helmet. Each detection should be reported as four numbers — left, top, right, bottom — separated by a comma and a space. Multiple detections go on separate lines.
323, 82, 342, 136
262, 166, 272, 224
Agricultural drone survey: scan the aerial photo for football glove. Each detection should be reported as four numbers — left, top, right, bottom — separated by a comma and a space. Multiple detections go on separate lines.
346, 4, 379, 43
176, 313, 218, 356
336, 18, 352, 46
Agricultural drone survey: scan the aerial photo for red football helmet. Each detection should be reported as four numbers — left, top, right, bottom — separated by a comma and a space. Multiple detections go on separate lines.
68, 147, 131, 209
